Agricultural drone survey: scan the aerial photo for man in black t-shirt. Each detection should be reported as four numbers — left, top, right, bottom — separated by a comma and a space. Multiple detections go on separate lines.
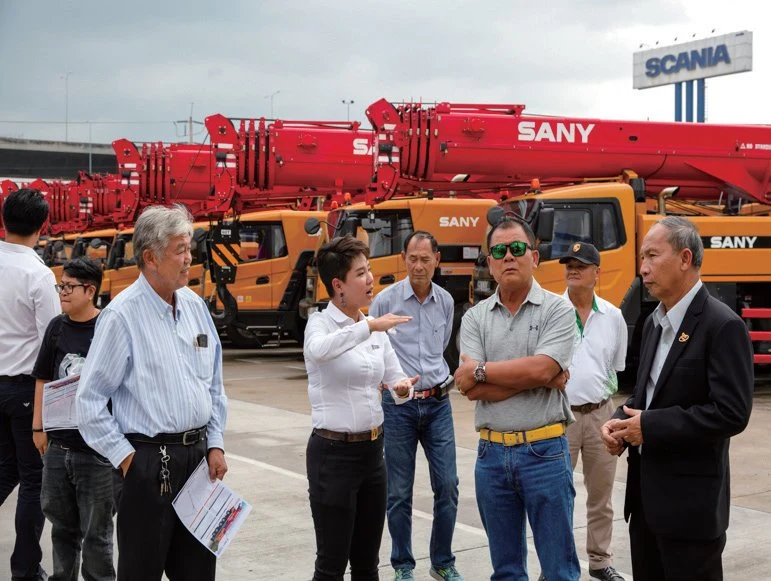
31, 258, 116, 581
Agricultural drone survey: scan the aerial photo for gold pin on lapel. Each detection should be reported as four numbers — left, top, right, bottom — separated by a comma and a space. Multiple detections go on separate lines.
678, 332, 690, 343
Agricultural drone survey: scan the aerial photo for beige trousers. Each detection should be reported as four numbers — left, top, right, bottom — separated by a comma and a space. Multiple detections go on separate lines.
567, 398, 619, 570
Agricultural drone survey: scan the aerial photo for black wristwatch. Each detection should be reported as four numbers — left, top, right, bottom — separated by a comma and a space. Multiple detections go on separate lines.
473, 361, 487, 384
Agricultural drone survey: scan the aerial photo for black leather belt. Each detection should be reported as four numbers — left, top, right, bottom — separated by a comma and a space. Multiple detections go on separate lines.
570, 397, 611, 414
126, 427, 207, 446
313, 425, 383, 442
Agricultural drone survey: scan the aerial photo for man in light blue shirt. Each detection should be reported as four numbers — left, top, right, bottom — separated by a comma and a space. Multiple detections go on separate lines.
370, 231, 462, 581
77, 205, 228, 581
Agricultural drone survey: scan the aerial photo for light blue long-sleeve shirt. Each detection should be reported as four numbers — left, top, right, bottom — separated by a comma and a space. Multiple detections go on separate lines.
369, 278, 454, 390
76, 273, 228, 468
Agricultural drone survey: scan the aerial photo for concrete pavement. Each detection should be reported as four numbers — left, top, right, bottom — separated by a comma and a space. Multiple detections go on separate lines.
1, 347, 770, 580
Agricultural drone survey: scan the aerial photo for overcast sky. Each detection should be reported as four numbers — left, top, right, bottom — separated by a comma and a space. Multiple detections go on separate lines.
0, 0, 767, 145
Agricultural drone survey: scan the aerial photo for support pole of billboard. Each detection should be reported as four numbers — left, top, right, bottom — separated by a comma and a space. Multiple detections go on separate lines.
685, 80, 694, 122
675, 83, 683, 122
697, 78, 706, 123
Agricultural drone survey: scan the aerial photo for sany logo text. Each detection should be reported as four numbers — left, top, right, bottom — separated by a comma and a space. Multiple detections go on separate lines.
353, 138, 374, 155
439, 216, 480, 228
518, 121, 595, 144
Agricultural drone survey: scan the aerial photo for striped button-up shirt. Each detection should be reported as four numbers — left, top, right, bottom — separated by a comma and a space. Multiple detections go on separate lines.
369, 278, 454, 390
76, 273, 228, 468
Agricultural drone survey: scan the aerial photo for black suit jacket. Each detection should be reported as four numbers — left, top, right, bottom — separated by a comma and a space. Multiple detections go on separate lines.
615, 285, 753, 540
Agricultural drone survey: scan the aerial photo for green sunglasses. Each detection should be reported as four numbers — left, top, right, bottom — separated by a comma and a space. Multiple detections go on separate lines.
489, 241, 532, 259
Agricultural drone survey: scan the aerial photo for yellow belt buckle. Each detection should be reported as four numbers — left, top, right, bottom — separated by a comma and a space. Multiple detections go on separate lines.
370, 427, 379, 441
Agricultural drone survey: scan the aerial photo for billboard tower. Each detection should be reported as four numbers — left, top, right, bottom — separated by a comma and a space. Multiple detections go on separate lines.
633, 31, 753, 122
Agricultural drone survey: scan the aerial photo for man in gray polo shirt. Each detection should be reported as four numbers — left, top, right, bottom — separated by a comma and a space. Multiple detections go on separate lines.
455, 216, 580, 581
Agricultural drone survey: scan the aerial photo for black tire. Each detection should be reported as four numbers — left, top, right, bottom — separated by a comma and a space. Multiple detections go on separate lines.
225, 324, 266, 349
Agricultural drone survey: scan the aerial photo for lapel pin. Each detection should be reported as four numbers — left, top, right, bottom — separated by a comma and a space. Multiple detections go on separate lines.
678, 332, 690, 343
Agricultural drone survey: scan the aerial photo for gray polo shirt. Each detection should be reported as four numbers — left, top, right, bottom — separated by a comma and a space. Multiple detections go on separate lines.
459, 278, 576, 432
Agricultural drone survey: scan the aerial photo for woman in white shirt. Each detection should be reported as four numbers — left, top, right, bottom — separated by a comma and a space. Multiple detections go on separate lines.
304, 235, 417, 581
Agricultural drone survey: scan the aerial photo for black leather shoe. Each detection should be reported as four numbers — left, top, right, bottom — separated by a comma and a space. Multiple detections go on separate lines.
537, 575, 545, 581
589, 566, 625, 581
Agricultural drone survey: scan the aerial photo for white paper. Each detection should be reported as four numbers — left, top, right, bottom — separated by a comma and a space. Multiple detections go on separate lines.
42, 374, 80, 430
172, 458, 252, 557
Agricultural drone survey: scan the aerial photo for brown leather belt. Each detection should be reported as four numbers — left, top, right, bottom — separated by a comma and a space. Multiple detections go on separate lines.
412, 376, 453, 400
570, 397, 611, 414
313, 425, 383, 442
412, 385, 449, 400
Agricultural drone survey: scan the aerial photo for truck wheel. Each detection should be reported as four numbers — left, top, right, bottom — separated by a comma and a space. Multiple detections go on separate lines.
226, 324, 265, 349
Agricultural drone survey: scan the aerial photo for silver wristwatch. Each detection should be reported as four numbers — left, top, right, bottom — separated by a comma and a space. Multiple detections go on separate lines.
473, 361, 487, 384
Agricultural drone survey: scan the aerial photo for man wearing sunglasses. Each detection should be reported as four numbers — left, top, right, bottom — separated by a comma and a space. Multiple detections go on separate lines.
0, 188, 60, 581
558, 243, 627, 581
454, 216, 580, 580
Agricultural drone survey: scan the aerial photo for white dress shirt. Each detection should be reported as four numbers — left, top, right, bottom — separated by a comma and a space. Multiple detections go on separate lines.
645, 280, 703, 409
304, 302, 410, 432
0, 241, 61, 376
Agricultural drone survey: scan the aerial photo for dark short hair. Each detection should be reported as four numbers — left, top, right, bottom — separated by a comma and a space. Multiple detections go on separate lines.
2, 188, 49, 236
63, 257, 103, 305
403, 230, 438, 253
487, 216, 536, 249
317, 235, 369, 298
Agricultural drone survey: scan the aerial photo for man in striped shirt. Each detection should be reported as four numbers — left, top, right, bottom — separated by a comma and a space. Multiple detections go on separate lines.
77, 205, 228, 581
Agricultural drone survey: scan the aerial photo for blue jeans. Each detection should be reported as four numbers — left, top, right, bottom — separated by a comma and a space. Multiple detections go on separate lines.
41, 442, 116, 581
475, 435, 580, 581
382, 389, 459, 571
0, 380, 46, 580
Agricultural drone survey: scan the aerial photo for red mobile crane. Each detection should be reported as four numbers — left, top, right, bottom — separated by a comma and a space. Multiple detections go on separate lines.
360, 99, 771, 371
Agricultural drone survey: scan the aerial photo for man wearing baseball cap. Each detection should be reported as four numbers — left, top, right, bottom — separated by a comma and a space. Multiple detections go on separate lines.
558, 242, 628, 581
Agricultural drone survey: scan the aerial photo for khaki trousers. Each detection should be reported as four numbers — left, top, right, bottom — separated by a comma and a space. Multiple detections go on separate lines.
567, 398, 618, 570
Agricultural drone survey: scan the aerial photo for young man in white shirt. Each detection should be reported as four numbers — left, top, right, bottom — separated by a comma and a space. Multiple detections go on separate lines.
0, 188, 61, 581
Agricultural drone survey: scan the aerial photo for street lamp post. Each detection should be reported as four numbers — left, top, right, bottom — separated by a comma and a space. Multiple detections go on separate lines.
63, 70, 74, 142
341, 99, 355, 121
265, 90, 280, 118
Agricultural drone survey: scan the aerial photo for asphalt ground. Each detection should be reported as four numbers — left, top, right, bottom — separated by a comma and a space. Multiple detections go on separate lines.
2, 346, 770, 580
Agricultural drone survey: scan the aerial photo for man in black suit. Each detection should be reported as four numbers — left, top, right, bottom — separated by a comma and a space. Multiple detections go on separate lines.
601, 216, 753, 581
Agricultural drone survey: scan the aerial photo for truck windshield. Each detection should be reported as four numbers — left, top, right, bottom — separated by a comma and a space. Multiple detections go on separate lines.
327, 210, 413, 258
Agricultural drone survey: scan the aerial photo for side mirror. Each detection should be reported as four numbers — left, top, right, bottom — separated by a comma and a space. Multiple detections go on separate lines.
534, 208, 554, 243
537, 242, 552, 261
304, 218, 321, 235
486, 206, 506, 227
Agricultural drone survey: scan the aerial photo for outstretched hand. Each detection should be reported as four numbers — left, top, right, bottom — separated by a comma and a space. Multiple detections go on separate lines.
385, 375, 420, 397
368, 313, 412, 333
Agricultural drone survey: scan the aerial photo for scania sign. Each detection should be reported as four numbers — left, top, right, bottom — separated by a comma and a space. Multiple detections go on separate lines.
633, 31, 752, 90
645, 44, 730, 78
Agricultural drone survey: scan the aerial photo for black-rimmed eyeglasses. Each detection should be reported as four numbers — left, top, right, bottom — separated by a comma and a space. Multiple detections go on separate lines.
54, 283, 91, 294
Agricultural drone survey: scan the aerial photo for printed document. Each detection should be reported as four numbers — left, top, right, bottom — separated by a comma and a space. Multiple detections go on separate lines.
172, 458, 252, 557
42, 374, 80, 430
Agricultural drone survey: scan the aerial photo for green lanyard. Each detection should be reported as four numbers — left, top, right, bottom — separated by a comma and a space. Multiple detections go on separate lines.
574, 296, 598, 338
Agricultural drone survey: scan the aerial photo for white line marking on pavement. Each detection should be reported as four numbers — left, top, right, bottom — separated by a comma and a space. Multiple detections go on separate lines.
227, 453, 633, 578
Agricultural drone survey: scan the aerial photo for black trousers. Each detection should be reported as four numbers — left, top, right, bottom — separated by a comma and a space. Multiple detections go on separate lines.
629, 508, 726, 581
0, 379, 45, 580
306, 432, 387, 581
117, 437, 216, 581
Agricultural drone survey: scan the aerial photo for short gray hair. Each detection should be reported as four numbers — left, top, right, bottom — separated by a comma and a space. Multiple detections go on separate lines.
133, 204, 194, 269
656, 216, 703, 268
